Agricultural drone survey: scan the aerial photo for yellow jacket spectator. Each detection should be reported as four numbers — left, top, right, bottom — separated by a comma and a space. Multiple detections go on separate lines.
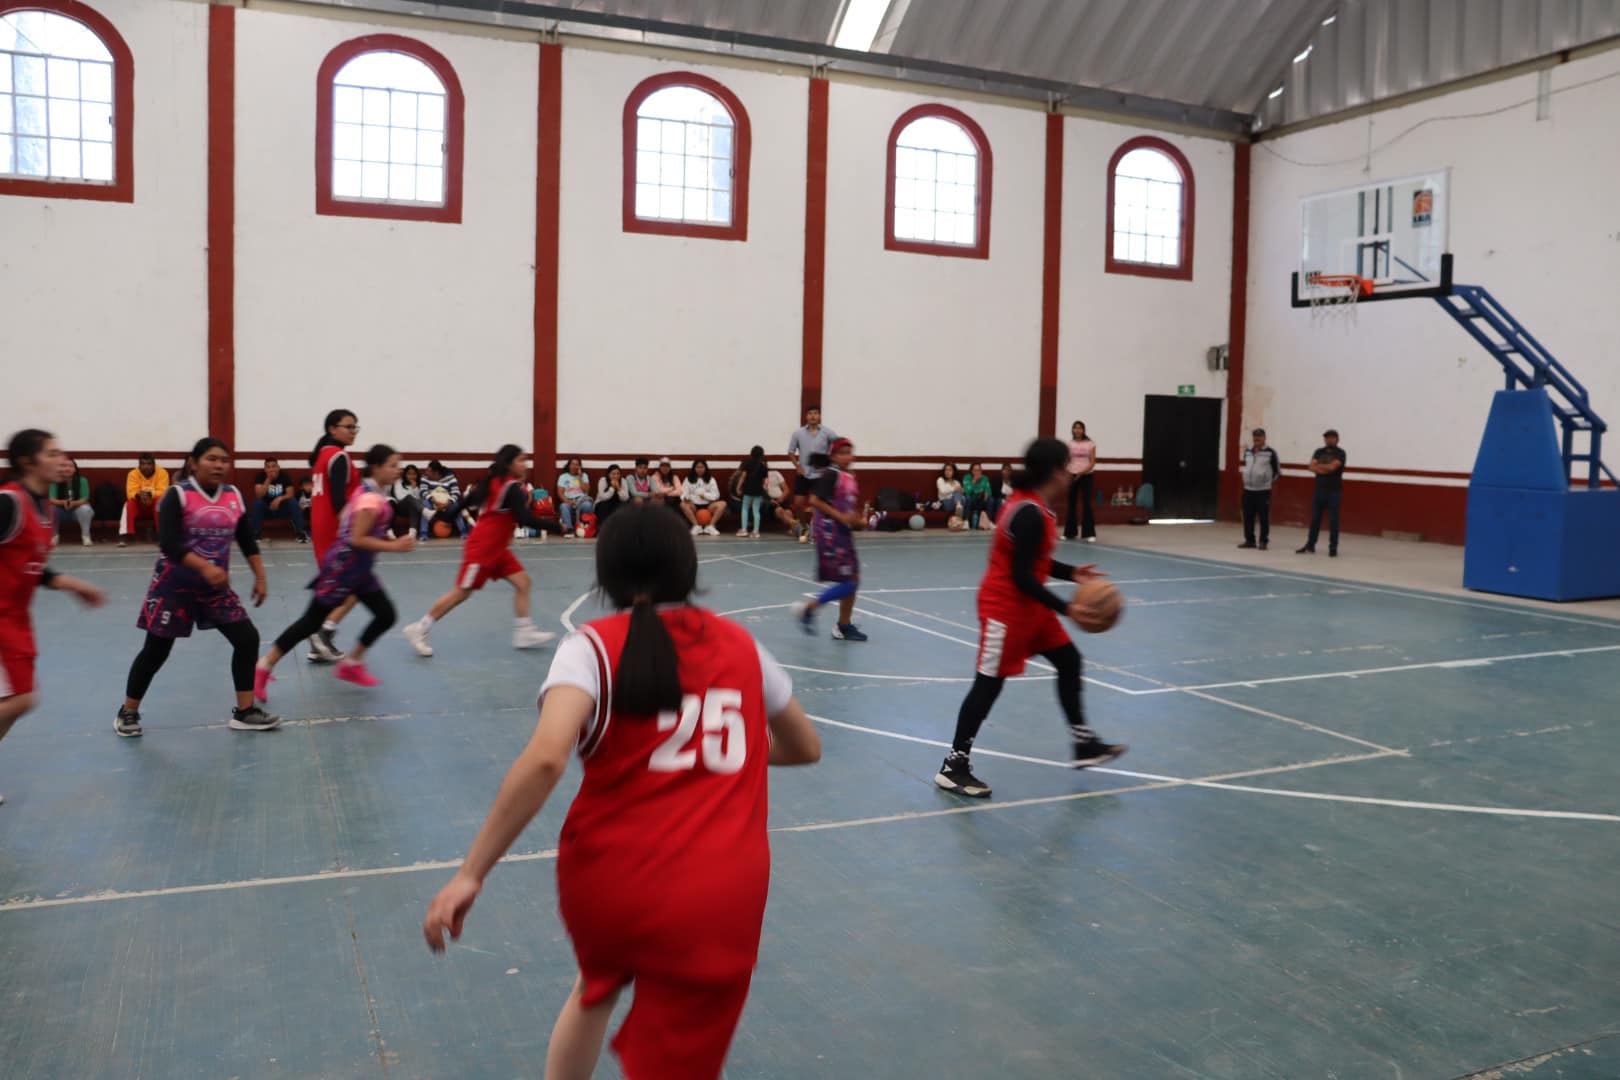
119, 454, 170, 546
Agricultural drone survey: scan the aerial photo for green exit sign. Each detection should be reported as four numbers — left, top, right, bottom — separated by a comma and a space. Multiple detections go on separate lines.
1176, 384, 1196, 396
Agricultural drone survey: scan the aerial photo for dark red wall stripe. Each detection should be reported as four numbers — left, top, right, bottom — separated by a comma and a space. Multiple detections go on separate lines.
207, 4, 235, 446
801, 77, 829, 416
534, 42, 563, 473
1218, 141, 1251, 520
1038, 112, 1063, 437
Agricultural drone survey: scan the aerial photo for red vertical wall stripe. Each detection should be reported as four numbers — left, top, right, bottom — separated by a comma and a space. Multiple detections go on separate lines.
801, 78, 829, 416
1220, 141, 1252, 520
534, 43, 563, 468
1038, 112, 1063, 438
206, 4, 235, 445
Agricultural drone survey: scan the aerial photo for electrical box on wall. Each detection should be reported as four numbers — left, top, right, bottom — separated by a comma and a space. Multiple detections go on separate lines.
1206, 345, 1229, 371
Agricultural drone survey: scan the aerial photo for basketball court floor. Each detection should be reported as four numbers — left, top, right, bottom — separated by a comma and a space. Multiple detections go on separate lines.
3, 528, 1618, 1078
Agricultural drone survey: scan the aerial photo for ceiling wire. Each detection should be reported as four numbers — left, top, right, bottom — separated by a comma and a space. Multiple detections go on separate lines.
1257, 63, 1620, 168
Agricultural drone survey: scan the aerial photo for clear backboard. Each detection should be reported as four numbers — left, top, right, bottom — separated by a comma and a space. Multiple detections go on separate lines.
1292, 169, 1452, 306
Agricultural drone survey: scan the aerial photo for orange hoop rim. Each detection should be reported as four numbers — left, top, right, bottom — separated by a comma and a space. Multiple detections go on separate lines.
1308, 274, 1375, 298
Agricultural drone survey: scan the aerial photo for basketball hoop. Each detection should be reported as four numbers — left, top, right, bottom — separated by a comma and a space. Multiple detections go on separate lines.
1306, 273, 1374, 327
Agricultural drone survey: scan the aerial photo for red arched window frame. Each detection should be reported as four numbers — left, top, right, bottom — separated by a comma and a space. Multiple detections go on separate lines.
0, 0, 133, 203
315, 34, 464, 224
1104, 135, 1195, 281
622, 71, 751, 242
884, 104, 992, 260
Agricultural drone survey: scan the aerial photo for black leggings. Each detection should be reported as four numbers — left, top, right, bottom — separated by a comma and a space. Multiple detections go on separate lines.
273, 590, 395, 655
126, 620, 260, 701
1065, 474, 1096, 539
949, 642, 1089, 757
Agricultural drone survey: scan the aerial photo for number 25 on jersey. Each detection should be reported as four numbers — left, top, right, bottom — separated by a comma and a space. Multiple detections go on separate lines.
649, 689, 746, 775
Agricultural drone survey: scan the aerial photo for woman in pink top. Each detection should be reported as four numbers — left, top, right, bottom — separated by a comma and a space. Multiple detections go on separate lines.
1064, 421, 1097, 542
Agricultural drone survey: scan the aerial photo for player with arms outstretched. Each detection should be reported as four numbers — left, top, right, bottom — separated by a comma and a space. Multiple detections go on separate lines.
402, 444, 556, 656
935, 437, 1126, 799
424, 504, 821, 1080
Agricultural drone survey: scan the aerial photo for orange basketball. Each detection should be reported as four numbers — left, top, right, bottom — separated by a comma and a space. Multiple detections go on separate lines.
696, 508, 712, 526
432, 519, 454, 538
1071, 580, 1123, 634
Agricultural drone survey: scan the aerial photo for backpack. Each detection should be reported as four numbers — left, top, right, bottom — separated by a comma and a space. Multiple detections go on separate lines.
874, 487, 915, 512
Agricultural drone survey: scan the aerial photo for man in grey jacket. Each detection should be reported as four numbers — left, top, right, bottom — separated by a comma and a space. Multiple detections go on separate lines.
1238, 428, 1279, 550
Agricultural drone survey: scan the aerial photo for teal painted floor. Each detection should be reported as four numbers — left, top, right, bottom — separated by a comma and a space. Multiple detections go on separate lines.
4, 532, 1619, 1079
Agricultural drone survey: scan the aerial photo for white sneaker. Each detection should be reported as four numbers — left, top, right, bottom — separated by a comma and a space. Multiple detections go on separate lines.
705, 525, 720, 536
751, 530, 761, 539
402, 619, 434, 657
737, 528, 749, 537
513, 625, 557, 650
81, 536, 93, 547
691, 524, 703, 536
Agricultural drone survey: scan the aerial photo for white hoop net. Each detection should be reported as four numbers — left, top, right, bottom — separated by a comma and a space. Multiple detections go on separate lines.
1307, 273, 1366, 328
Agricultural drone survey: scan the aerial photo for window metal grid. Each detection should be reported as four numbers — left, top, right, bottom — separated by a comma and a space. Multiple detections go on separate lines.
331, 81, 446, 206
632, 112, 734, 225
1111, 162, 1184, 267
892, 142, 977, 246
0, 49, 114, 182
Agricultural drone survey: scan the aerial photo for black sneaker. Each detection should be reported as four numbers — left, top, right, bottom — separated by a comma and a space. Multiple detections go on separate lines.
934, 759, 992, 798
1237, 541, 1257, 549
1329, 549, 1338, 558
114, 706, 143, 738
1295, 545, 1315, 554
1072, 738, 1127, 769
1259, 541, 1269, 551
229, 705, 282, 732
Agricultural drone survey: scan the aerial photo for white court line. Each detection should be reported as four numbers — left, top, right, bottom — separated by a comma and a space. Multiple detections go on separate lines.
807, 715, 1620, 824
859, 574, 1268, 593
778, 662, 1052, 684
1178, 690, 1400, 754
1097, 544, 1620, 630
1135, 643, 1620, 695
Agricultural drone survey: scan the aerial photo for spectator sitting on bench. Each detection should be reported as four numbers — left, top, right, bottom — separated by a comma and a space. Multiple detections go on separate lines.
626, 457, 656, 504
681, 459, 727, 536
989, 463, 1014, 522
652, 458, 682, 511
251, 456, 308, 543
556, 458, 593, 536
595, 464, 628, 525
962, 463, 993, 530
935, 463, 964, 518
118, 453, 169, 546
420, 460, 466, 538
50, 455, 94, 547
391, 464, 424, 540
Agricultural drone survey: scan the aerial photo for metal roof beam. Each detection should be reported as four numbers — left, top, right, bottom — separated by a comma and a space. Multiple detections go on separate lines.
296, 0, 1255, 136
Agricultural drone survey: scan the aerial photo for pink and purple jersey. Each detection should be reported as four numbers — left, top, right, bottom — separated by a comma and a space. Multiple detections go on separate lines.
162, 480, 247, 577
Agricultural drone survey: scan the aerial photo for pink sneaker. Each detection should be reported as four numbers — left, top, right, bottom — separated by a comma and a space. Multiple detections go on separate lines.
335, 661, 380, 688
253, 666, 275, 703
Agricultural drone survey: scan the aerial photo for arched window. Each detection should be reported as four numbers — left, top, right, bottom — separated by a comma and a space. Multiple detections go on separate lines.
623, 72, 750, 242
1105, 135, 1194, 280
315, 34, 463, 224
0, 0, 133, 202
885, 104, 991, 259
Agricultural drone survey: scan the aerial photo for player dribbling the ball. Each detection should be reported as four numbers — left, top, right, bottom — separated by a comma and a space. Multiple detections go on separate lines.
935, 437, 1126, 800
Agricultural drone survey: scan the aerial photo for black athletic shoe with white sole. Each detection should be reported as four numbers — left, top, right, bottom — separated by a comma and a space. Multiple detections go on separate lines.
115, 706, 143, 738
306, 629, 341, 664
934, 760, 992, 798
229, 705, 282, 732
1072, 739, 1127, 769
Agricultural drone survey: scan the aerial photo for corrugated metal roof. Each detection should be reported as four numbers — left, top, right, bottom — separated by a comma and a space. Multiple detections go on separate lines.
308, 0, 1620, 135
1255, 0, 1620, 131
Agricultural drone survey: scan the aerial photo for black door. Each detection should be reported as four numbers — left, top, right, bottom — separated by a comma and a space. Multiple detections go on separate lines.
1141, 395, 1222, 519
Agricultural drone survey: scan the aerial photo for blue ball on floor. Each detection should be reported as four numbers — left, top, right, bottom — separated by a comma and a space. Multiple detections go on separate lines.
908, 514, 926, 531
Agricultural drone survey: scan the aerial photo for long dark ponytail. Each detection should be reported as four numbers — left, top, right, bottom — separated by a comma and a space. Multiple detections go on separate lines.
310, 409, 356, 465
594, 503, 698, 715
5, 429, 53, 482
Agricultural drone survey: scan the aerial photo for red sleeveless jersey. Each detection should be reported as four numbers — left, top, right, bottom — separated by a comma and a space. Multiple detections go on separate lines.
557, 607, 772, 980
463, 475, 516, 562
0, 483, 52, 624
309, 444, 351, 551
562, 607, 770, 864
978, 490, 1057, 617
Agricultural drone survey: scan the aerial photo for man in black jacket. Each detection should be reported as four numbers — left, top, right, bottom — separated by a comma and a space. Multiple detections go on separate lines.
1298, 429, 1347, 556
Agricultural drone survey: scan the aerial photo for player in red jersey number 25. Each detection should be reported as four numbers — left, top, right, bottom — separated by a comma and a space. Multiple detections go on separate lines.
424, 504, 821, 1080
